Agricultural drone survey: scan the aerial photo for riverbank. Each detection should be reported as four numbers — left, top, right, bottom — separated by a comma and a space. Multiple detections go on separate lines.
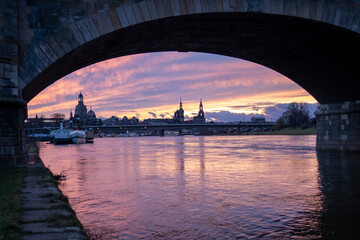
242, 127, 316, 135
0, 167, 26, 239
20, 160, 88, 240
0, 142, 88, 240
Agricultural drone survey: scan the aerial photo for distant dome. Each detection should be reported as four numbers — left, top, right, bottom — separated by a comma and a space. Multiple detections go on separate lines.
87, 109, 96, 118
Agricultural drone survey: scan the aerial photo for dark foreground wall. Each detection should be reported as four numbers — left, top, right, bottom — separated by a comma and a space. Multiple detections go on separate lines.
1, 0, 360, 165
316, 101, 360, 151
0, 97, 28, 165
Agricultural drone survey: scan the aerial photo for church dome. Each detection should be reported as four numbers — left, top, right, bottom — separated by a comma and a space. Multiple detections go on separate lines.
87, 109, 96, 118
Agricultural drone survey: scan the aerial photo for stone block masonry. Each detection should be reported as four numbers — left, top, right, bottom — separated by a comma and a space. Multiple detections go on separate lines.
1, 0, 360, 165
316, 100, 360, 151
0, 97, 28, 165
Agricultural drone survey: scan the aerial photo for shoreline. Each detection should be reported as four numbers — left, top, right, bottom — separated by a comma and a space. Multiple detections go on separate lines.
20, 155, 89, 240
0, 141, 89, 240
241, 127, 316, 135
91, 127, 317, 138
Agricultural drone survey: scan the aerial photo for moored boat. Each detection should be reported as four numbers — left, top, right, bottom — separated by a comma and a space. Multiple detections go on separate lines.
70, 130, 86, 144
51, 123, 71, 144
53, 129, 71, 144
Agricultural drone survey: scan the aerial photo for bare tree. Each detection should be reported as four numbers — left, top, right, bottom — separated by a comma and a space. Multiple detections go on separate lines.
282, 102, 309, 128
50, 113, 65, 119
272, 116, 285, 130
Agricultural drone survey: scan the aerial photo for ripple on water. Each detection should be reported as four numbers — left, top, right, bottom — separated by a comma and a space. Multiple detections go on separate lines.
40, 136, 360, 239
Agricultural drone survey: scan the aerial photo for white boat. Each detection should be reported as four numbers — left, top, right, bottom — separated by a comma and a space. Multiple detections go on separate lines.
53, 129, 71, 144
70, 130, 86, 144
51, 123, 71, 144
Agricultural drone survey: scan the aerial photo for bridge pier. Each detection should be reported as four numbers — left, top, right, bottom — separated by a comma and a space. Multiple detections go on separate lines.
0, 97, 28, 165
316, 100, 360, 151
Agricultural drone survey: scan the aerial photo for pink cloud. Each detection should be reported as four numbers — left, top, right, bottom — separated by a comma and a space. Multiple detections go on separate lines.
28, 52, 316, 120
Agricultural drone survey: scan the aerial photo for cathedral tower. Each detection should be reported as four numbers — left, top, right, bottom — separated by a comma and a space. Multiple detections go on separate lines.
174, 98, 185, 123
74, 92, 88, 125
194, 99, 205, 124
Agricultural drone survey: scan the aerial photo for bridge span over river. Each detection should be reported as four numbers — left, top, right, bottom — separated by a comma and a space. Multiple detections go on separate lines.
1, 0, 360, 165
94, 122, 276, 135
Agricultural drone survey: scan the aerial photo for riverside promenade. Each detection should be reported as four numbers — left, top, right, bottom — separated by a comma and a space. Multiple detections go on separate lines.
20, 151, 88, 240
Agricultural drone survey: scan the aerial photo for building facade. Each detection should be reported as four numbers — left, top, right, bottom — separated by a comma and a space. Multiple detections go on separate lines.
251, 116, 266, 123
70, 92, 101, 127
25, 114, 64, 128
193, 99, 206, 124
173, 99, 185, 123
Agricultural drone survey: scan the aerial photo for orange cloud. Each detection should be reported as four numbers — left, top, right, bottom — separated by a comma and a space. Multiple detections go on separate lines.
28, 52, 317, 120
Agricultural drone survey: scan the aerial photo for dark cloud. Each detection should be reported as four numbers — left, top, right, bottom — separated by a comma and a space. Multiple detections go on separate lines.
262, 104, 289, 121
148, 112, 157, 118
205, 102, 319, 122
228, 105, 249, 109
263, 103, 318, 120
229, 102, 278, 110
166, 113, 173, 118
306, 103, 319, 117
206, 111, 255, 122
256, 102, 278, 105
29, 52, 317, 120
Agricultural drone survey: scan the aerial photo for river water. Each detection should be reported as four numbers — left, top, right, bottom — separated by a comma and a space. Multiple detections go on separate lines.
40, 135, 360, 239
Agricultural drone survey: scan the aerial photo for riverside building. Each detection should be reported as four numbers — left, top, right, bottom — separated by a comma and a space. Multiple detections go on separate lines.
70, 92, 102, 126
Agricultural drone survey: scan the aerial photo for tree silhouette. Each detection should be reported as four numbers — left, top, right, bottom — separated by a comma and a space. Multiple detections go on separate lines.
282, 102, 309, 128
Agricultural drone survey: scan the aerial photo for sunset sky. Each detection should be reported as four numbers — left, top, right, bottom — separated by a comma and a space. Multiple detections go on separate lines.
28, 52, 318, 122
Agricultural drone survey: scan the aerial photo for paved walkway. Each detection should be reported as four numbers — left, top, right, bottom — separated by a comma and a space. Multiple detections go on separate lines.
20, 154, 88, 240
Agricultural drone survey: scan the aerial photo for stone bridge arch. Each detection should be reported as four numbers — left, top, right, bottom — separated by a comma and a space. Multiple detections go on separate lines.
1, 0, 360, 164
18, 0, 360, 103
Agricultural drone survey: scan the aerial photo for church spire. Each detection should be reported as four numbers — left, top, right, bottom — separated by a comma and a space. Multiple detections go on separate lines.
199, 99, 203, 111
179, 97, 183, 109
78, 91, 84, 104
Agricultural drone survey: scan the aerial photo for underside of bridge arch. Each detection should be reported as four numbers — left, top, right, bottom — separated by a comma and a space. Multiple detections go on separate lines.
23, 12, 360, 104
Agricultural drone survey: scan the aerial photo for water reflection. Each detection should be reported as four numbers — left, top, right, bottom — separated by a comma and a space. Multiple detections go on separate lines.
39, 136, 360, 239
317, 151, 360, 238
199, 136, 206, 177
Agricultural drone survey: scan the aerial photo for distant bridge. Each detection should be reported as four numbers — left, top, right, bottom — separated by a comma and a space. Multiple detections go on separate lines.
92, 122, 276, 135
2, 0, 360, 164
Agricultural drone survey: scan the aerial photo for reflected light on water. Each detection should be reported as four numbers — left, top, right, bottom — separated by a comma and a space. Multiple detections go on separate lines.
40, 135, 360, 239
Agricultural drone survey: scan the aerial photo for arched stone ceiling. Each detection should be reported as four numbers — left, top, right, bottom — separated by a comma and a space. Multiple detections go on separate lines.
19, 0, 360, 104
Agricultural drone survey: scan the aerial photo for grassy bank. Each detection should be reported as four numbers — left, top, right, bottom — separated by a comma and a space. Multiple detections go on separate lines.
243, 127, 316, 135
0, 167, 26, 240
1, 140, 88, 240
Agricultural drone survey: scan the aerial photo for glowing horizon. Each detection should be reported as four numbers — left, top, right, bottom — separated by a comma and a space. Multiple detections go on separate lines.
27, 52, 317, 122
